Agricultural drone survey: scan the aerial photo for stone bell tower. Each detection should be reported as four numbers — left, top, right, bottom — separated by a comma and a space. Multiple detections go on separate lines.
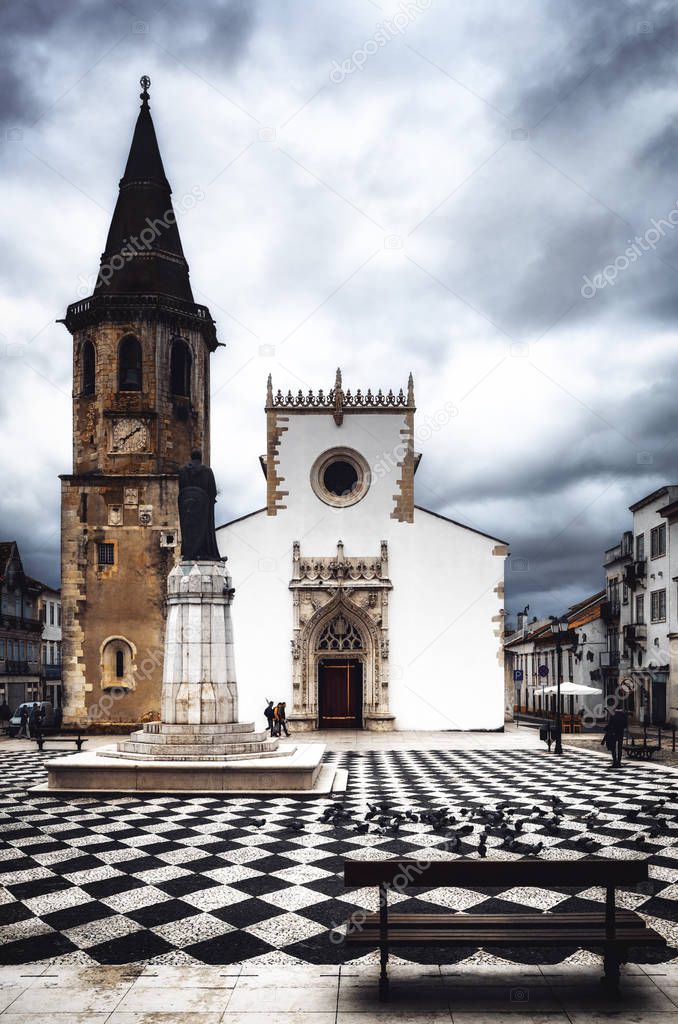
59, 76, 220, 725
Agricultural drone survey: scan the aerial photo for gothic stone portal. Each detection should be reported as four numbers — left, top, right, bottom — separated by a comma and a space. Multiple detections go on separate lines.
288, 541, 395, 731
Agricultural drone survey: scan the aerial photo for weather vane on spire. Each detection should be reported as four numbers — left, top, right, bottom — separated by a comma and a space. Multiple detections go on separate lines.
140, 75, 151, 105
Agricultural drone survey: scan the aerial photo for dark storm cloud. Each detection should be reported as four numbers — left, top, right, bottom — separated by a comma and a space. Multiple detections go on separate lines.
2, 0, 678, 628
511, 1, 678, 128
0, 0, 255, 122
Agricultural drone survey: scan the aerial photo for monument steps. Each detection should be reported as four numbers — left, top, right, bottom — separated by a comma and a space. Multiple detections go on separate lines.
113, 738, 281, 758
102, 744, 296, 762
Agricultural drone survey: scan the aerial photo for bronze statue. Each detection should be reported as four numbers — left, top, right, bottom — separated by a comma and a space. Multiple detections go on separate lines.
178, 449, 222, 561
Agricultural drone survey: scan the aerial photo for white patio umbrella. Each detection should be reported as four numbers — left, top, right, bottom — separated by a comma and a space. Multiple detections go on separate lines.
541, 681, 602, 696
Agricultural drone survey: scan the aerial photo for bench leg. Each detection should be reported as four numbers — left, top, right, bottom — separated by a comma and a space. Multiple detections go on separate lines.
378, 880, 389, 1000
379, 955, 389, 1002
602, 950, 621, 994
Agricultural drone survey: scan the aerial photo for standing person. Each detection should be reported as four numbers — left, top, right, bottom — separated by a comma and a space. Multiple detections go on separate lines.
53, 704, 63, 733
0, 701, 10, 735
602, 707, 628, 768
28, 703, 40, 738
278, 701, 290, 738
273, 702, 281, 737
18, 706, 31, 739
264, 700, 275, 737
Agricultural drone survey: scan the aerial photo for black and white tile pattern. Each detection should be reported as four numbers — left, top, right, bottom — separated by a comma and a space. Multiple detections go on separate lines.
1, 746, 678, 967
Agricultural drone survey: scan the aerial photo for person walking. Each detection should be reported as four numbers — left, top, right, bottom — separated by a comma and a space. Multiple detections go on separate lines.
53, 704, 63, 732
18, 706, 31, 739
278, 701, 290, 738
264, 700, 275, 737
602, 707, 628, 768
0, 701, 10, 736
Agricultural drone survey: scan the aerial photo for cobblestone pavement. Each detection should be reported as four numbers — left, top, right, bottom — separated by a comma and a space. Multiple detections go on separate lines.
1, 741, 678, 976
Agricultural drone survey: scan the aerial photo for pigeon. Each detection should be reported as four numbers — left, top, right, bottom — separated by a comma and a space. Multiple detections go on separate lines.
355, 822, 370, 835
528, 841, 543, 856
251, 818, 266, 828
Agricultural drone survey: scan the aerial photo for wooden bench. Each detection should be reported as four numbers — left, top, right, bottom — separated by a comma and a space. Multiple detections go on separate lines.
34, 732, 87, 752
624, 733, 659, 761
343, 858, 664, 1000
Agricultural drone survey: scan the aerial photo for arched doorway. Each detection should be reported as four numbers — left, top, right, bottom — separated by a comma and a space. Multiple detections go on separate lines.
316, 613, 365, 727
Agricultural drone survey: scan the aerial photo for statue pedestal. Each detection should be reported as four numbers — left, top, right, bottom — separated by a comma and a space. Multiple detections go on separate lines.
45, 560, 337, 794
161, 561, 238, 725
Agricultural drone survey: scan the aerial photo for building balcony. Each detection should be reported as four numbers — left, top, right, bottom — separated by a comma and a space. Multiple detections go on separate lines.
604, 532, 634, 565
623, 623, 647, 645
0, 614, 43, 633
1, 660, 40, 676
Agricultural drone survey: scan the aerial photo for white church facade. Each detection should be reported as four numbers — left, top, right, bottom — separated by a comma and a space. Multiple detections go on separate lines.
216, 371, 508, 732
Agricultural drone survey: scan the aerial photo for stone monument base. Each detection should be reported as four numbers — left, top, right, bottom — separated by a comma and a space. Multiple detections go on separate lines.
110, 720, 279, 760
44, 740, 340, 794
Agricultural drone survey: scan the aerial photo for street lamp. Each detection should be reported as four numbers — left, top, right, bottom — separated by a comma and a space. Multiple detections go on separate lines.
549, 617, 570, 755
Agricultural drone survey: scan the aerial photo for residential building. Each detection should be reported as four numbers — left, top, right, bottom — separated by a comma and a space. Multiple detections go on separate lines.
620, 486, 678, 725
39, 585, 62, 708
505, 591, 610, 724
0, 542, 45, 710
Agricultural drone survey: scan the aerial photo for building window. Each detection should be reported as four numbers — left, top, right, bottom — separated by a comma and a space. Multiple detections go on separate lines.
622, 583, 629, 605
651, 588, 667, 623
170, 338, 192, 398
317, 614, 364, 651
0, 640, 4, 659
635, 593, 645, 624
100, 636, 135, 691
636, 533, 645, 560
651, 524, 667, 559
49, 603, 55, 626
97, 542, 115, 566
57, 604, 61, 627
118, 336, 142, 392
311, 447, 371, 508
81, 339, 96, 396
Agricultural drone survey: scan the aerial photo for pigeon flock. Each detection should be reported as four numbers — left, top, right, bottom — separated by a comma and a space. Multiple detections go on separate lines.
264, 792, 677, 859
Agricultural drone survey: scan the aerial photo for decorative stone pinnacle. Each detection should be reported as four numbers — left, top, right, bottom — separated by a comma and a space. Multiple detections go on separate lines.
333, 368, 344, 426
407, 371, 414, 406
140, 75, 151, 106
266, 373, 273, 405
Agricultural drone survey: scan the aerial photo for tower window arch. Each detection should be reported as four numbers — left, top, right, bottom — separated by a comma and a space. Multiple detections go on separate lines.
100, 636, 136, 691
170, 338, 192, 398
81, 339, 96, 396
119, 336, 142, 392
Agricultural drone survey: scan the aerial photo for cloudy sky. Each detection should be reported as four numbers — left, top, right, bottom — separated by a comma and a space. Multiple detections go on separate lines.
2, 0, 678, 619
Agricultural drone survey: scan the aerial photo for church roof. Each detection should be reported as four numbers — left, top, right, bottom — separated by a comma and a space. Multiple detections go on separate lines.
94, 76, 193, 302
415, 506, 508, 546
0, 542, 16, 576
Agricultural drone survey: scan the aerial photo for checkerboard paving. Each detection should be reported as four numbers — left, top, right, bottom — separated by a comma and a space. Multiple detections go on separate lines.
1, 746, 678, 967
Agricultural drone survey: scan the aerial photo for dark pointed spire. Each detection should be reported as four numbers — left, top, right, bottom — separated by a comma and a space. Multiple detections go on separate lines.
95, 76, 193, 302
